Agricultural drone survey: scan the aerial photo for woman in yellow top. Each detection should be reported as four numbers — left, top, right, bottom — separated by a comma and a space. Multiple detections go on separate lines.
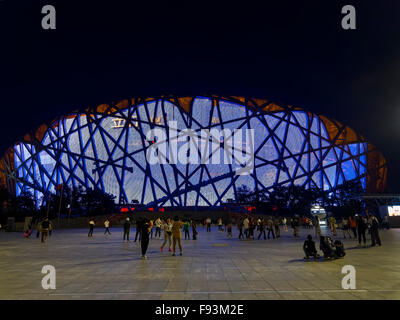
171, 216, 184, 256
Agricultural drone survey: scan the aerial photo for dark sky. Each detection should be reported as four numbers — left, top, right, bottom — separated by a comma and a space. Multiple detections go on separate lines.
1, 0, 400, 191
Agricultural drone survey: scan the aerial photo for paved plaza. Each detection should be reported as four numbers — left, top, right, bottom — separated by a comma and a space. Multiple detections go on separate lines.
1, 225, 400, 300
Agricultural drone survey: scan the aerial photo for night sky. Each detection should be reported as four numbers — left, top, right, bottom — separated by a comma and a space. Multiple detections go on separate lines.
1, 1, 400, 191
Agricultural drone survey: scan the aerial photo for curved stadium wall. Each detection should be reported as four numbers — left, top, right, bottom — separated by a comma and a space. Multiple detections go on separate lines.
0, 96, 387, 208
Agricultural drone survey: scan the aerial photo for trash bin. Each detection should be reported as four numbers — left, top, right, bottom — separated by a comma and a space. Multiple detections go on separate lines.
6, 217, 16, 232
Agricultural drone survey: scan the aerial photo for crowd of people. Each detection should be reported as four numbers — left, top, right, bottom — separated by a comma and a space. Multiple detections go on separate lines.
24, 210, 388, 261
23, 218, 53, 243
87, 216, 198, 259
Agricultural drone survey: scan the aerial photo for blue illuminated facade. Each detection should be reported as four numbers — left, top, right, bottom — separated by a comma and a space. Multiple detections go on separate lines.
10, 96, 373, 207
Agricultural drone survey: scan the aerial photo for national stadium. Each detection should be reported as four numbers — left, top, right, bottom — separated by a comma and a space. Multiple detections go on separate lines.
0, 95, 387, 208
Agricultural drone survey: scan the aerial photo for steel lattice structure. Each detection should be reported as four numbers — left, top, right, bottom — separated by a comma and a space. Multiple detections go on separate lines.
0, 96, 387, 208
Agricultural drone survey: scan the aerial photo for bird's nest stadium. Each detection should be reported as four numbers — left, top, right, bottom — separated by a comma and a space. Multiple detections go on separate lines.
0, 95, 387, 208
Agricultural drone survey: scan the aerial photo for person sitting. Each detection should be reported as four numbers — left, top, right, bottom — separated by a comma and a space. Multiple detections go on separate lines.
320, 236, 335, 259
333, 240, 346, 258
303, 234, 319, 260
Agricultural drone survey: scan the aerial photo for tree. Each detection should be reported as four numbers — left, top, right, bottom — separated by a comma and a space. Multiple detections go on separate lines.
325, 180, 365, 217
236, 185, 254, 203
0, 187, 10, 211
81, 188, 116, 216
13, 190, 36, 213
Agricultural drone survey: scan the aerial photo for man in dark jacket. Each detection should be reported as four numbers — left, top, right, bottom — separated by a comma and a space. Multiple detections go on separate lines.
123, 218, 131, 242
370, 215, 382, 247
357, 215, 367, 247
292, 215, 300, 238
134, 218, 142, 242
141, 219, 150, 259
41, 218, 50, 243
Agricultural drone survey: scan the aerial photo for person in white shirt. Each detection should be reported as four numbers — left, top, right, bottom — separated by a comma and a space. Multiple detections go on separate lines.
217, 218, 223, 231
206, 217, 212, 232
104, 219, 111, 235
161, 218, 173, 252
155, 217, 162, 239
243, 217, 249, 238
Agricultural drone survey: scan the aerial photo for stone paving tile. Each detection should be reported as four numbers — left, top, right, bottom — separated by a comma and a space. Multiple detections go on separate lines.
279, 292, 309, 300
207, 280, 231, 292
1, 226, 400, 299
164, 280, 188, 292
184, 293, 209, 300
160, 292, 186, 300
255, 292, 283, 300
247, 280, 274, 291
228, 281, 254, 292
301, 292, 334, 300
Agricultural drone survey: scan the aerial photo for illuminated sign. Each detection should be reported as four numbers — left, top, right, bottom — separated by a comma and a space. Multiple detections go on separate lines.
388, 206, 400, 217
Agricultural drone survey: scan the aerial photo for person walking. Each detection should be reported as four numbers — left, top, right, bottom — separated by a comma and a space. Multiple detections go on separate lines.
367, 212, 373, 234
88, 219, 95, 237
41, 218, 50, 243
226, 222, 232, 238
274, 218, 281, 238
172, 216, 184, 256
258, 217, 266, 240
314, 216, 322, 240
382, 215, 390, 230
161, 218, 173, 252
48, 220, 53, 237
191, 220, 198, 240
243, 216, 249, 239
248, 218, 255, 240
256, 217, 261, 234
149, 219, 154, 239
238, 219, 244, 240
104, 218, 111, 235
370, 215, 382, 247
330, 216, 337, 236
123, 218, 131, 242
349, 216, 357, 239
357, 215, 367, 247
282, 217, 288, 232
140, 219, 150, 259
206, 217, 212, 232
36, 219, 42, 239
292, 215, 300, 238
257, 217, 267, 240
267, 217, 275, 239
154, 217, 162, 239
134, 218, 142, 242
304, 217, 310, 229
217, 218, 223, 231
183, 220, 190, 240
341, 217, 351, 239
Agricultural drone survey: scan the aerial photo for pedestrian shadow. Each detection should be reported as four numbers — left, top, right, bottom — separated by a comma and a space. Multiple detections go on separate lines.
287, 258, 333, 263
68, 258, 136, 266
345, 246, 370, 250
